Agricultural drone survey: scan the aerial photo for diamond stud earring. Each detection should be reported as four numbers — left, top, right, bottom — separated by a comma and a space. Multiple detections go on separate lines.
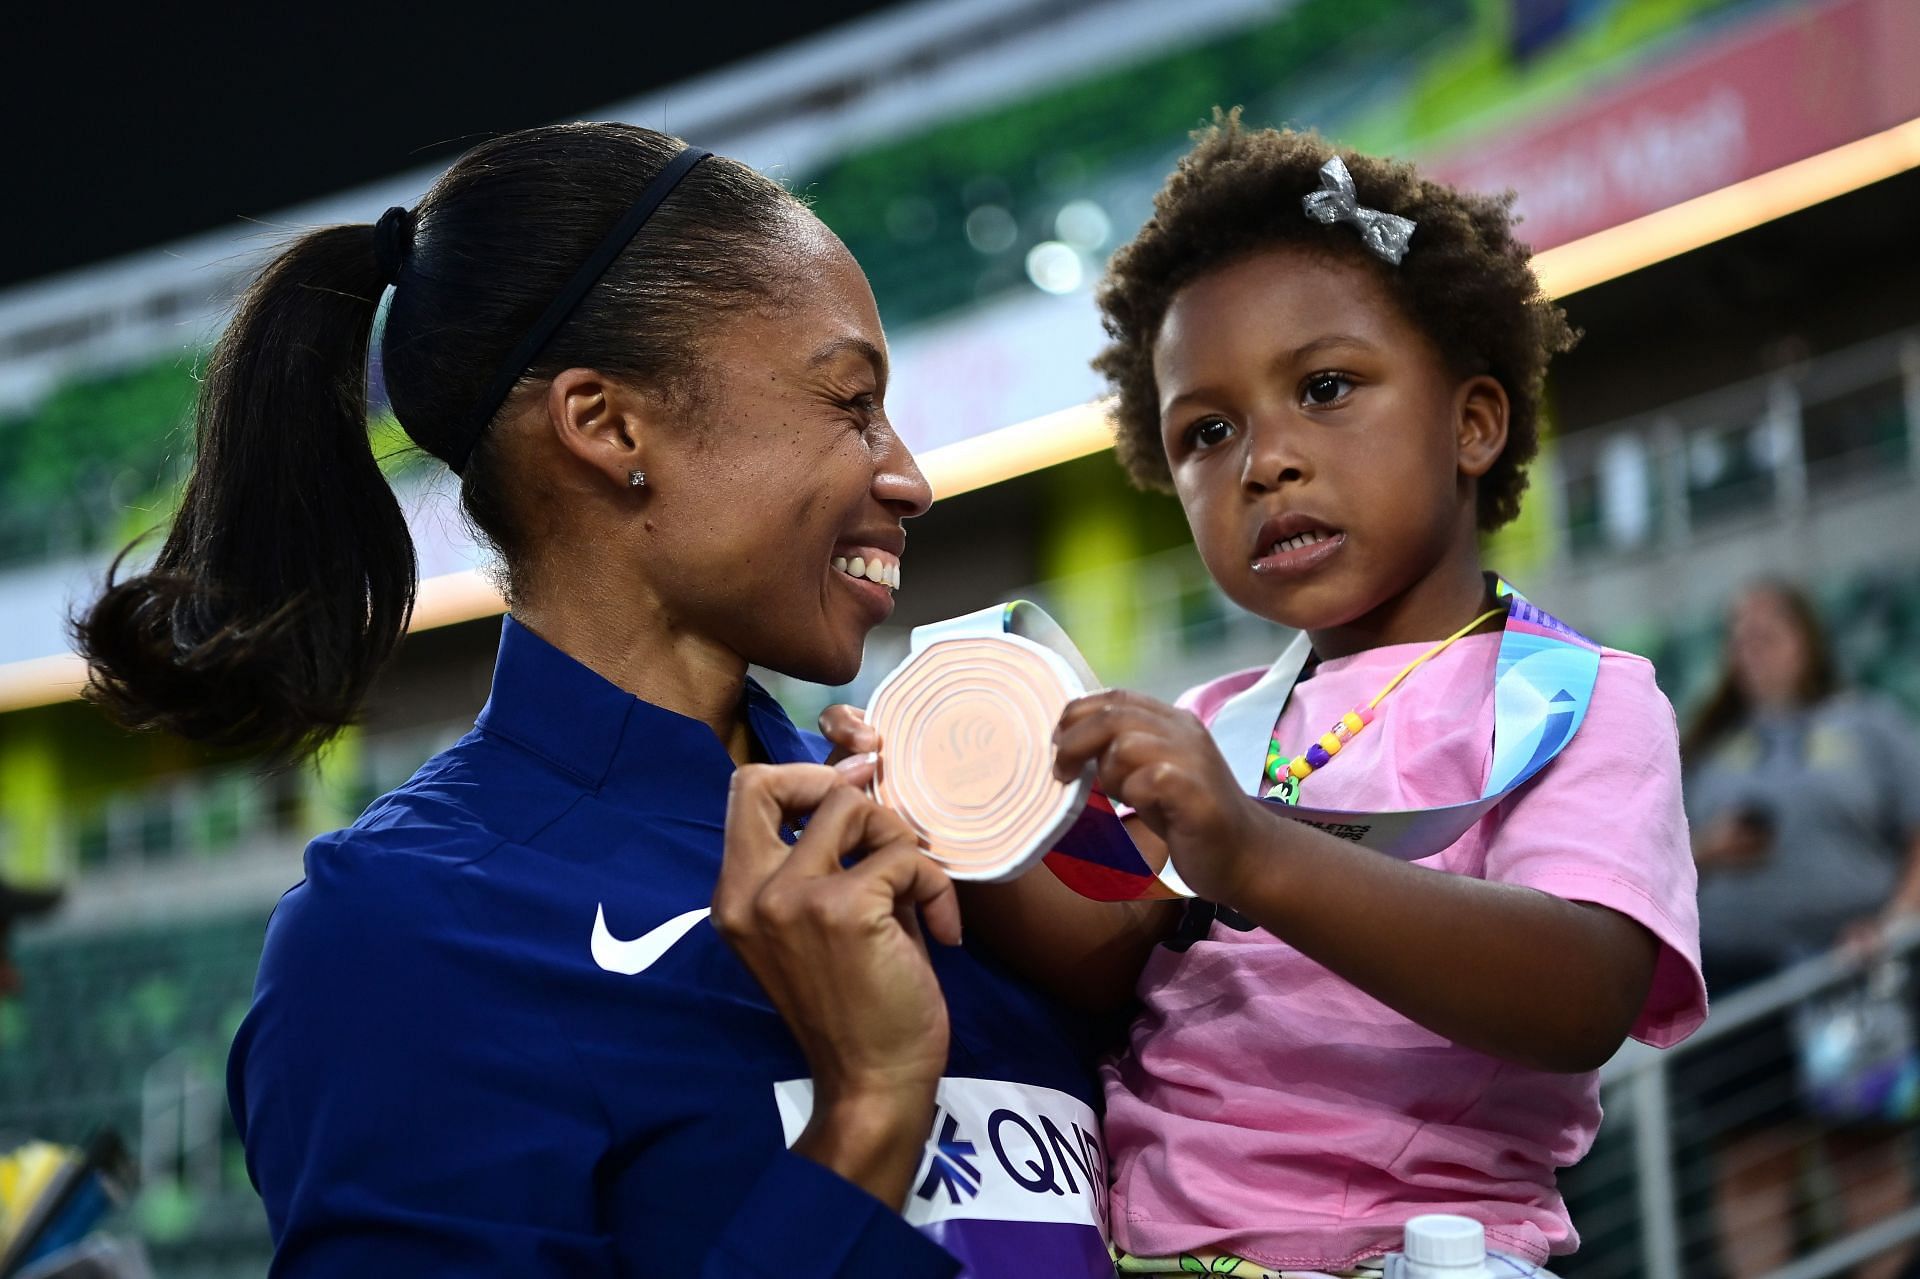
627, 470, 647, 489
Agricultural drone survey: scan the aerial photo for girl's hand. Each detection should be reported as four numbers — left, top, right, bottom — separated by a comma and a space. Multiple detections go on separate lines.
818, 703, 880, 767
1052, 690, 1264, 904
715, 760, 959, 1206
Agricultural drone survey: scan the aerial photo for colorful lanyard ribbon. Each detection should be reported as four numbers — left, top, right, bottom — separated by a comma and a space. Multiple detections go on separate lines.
908, 580, 1600, 902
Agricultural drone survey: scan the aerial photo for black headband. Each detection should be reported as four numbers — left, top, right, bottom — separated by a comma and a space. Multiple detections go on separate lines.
450, 144, 713, 474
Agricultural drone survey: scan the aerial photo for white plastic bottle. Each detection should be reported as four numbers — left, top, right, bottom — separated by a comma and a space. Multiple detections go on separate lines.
1400, 1214, 1494, 1279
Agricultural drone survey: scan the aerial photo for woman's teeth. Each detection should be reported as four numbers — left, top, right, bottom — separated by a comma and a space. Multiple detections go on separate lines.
832, 554, 901, 590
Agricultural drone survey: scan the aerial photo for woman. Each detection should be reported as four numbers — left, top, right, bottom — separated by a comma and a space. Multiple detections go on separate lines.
76, 124, 1112, 1275
1684, 579, 1920, 1279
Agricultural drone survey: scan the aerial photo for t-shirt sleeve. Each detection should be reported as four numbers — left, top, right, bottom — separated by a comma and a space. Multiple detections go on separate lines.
1482, 652, 1707, 1048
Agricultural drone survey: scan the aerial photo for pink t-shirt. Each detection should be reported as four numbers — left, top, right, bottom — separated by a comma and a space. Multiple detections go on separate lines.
1102, 634, 1706, 1268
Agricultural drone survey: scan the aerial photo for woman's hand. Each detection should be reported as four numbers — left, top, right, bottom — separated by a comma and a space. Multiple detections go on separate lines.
826, 702, 1175, 1010
1839, 905, 1920, 961
1852, 833, 1920, 958
1052, 690, 1265, 905
1695, 812, 1773, 870
817, 703, 880, 766
715, 761, 959, 1207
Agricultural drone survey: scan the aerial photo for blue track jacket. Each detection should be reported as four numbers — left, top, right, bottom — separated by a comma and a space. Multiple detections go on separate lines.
229, 617, 1114, 1276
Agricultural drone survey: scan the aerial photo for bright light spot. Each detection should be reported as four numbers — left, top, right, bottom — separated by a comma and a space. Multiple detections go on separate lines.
965, 205, 1018, 255
1054, 199, 1110, 250
1024, 241, 1084, 295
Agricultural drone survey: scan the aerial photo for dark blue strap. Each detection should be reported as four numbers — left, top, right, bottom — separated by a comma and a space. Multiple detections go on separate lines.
454, 145, 712, 473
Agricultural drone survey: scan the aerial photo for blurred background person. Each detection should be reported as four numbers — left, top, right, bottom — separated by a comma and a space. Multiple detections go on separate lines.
1683, 580, 1920, 1279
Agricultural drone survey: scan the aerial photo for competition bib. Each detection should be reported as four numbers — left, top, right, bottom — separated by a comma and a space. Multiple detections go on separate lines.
774, 1077, 1112, 1275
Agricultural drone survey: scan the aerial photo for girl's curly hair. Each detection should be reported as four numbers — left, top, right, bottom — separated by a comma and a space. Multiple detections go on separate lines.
1093, 110, 1577, 530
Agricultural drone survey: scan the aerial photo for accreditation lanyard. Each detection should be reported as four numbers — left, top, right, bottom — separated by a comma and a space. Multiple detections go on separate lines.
912, 581, 1601, 902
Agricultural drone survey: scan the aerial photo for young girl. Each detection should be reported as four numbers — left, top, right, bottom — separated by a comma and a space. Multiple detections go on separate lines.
833, 111, 1706, 1275
1069, 112, 1706, 1275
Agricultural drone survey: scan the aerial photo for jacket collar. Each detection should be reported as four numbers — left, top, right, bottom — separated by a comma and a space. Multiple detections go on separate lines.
475, 616, 817, 804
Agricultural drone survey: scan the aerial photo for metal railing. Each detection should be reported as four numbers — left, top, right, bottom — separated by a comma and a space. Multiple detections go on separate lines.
1546, 328, 1920, 571
1586, 919, 1920, 1279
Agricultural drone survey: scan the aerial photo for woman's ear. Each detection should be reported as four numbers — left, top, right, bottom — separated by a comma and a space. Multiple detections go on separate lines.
1455, 375, 1510, 480
543, 368, 654, 490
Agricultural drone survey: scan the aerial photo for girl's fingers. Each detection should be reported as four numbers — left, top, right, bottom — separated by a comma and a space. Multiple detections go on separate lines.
1053, 702, 1156, 779
1055, 689, 1164, 734
1113, 758, 1186, 823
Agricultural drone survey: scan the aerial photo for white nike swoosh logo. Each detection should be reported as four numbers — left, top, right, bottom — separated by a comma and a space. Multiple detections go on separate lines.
590, 904, 711, 975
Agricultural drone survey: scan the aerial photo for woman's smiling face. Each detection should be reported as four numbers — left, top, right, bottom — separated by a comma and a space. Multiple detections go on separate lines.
1154, 245, 1504, 640
637, 214, 932, 686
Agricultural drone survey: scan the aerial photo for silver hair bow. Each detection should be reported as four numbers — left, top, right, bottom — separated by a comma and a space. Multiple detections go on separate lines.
1302, 156, 1416, 265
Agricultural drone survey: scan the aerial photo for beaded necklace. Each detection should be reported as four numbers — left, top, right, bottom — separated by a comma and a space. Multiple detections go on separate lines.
1265, 605, 1506, 804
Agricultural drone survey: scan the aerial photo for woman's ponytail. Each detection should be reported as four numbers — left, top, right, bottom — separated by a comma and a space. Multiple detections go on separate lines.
74, 224, 415, 762
74, 123, 804, 762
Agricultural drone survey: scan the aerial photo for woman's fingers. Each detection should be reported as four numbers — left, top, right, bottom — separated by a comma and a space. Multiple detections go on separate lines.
833, 753, 879, 787
818, 703, 881, 763
782, 784, 921, 879
727, 760, 846, 821
713, 761, 952, 1213
717, 763, 848, 922
851, 842, 963, 947
722, 764, 947, 939
1839, 916, 1886, 961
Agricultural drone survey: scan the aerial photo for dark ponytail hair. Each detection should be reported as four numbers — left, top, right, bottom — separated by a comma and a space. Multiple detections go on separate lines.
75, 123, 801, 761
76, 227, 412, 761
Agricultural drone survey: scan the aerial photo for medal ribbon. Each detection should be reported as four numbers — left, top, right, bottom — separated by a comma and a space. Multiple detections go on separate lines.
906, 580, 1600, 902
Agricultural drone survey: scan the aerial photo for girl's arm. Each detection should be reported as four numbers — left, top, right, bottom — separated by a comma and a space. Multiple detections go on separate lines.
820, 704, 1175, 1012
957, 818, 1180, 1012
1212, 806, 1657, 1071
1055, 690, 1661, 1073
